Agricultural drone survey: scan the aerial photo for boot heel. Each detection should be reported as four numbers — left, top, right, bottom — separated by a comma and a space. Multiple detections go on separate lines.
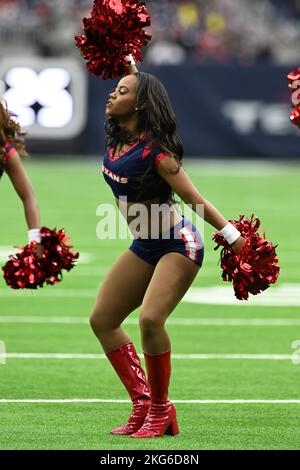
165, 419, 179, 436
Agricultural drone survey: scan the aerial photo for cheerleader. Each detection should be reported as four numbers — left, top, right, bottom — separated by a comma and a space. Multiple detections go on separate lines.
89, 58, 246, 438
0, 81, 41, 249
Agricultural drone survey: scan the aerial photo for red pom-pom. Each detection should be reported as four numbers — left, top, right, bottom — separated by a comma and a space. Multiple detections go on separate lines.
213, 215, 280, 301
286, 67, 300, 129
2, 245, 46, 289
286, 67, 300, 88
75, 0, 152, 79
290, 106, 300, 128
2, 227, 79, 289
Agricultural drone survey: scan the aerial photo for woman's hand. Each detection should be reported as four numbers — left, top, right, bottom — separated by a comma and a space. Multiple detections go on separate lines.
32, 243, 44, 259
124, 54, 138, 76
231, 236, 247, 254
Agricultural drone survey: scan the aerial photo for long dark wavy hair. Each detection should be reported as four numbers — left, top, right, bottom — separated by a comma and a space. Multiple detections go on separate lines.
0, 101, 27, 173
104, 72, 184, 203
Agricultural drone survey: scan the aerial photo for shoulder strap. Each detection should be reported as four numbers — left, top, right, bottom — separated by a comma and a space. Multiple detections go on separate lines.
0, 142, 16, 168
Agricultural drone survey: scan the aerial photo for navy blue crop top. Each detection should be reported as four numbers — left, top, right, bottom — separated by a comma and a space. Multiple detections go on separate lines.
102, 136, 173, 202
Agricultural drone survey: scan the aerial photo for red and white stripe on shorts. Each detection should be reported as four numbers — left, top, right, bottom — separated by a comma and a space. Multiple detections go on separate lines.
178, 226, 199, 262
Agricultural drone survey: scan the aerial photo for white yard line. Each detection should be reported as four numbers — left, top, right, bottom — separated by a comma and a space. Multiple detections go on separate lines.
0, 399, 299, 404
1, 284, 299, 306
0, 247, 92, 264
1, 353, 294, 360
0, 316, 300, 326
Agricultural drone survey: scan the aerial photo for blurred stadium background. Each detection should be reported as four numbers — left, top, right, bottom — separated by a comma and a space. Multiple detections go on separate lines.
0, 0, 300, 451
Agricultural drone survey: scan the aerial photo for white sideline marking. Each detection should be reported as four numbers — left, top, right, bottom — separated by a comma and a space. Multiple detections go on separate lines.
0, 247, 92, 264
52, 264, 300, 279
183, 284, 300, 306
74, 253, 94, 264
1, 284, 300, 306
0, 399, 299, 404
0, 289, 96, 298
2, 353, 294, 360
0, 246, 16, 261
1, 316, 300, 327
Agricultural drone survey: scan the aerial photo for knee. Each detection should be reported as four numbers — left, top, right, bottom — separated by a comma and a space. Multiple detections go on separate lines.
89, 309, 112, 336
89, 312, 102, 335
139, 312, 164, 336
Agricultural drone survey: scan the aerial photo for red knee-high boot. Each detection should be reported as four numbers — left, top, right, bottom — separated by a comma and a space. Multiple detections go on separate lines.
131, 350, 179, 438
106, 341, 151, 435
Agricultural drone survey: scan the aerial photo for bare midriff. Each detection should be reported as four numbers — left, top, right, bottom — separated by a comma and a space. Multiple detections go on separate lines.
115, 196, 183, 239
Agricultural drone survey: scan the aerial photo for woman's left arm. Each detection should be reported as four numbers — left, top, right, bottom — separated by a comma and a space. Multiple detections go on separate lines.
5, 150, 40, 231
124, 54, 138, 75
156, 157, 246, 253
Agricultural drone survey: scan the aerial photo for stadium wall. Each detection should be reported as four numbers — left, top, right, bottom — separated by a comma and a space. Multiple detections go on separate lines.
87, 64, 300, 159
1, 58, 299, 158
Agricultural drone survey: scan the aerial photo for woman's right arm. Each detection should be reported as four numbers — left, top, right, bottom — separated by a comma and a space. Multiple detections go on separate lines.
5, 150, 40, 232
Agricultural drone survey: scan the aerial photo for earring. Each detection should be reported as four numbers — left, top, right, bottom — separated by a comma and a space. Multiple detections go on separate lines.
135, 106, 139, 111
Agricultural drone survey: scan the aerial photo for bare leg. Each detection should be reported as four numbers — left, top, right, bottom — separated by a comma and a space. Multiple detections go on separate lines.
139, 253, 200, 354
90, 250, 156, 435
90, 249, 155, 353
131, 253, 200, 438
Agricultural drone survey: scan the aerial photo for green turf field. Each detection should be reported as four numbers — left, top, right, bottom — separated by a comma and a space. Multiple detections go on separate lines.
0, 158, 299, 450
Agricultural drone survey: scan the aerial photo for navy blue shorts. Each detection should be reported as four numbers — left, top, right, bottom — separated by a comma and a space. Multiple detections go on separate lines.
129, 216, 204, 267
